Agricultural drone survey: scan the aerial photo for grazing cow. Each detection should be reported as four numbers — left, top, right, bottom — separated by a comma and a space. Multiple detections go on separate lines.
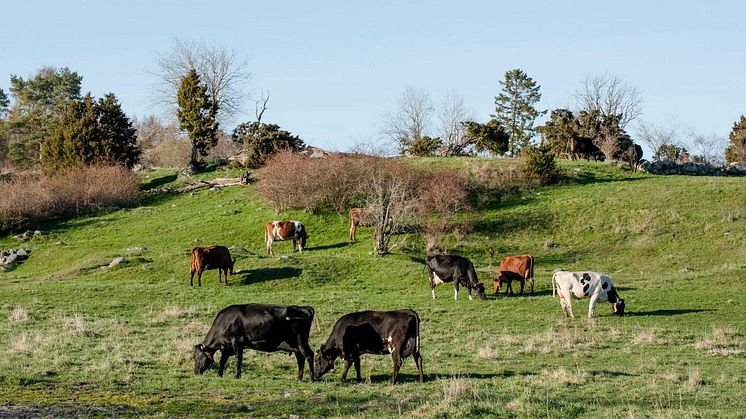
190, 245, 235, 287
568, 135, 604, 161
425, 254, 487, 300
313, 310, 423, 384
193, 304, 316, 380
265, 220, 308, 255
551, 269, 626, 318
348, 207, 368, 241
493, 255, 535, 295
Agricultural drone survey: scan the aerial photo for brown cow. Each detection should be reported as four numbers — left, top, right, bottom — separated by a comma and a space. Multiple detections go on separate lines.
493, 255, 535, 295
265, 220, 308, 255
190, 246, 235, 287
348, 208, 368, 242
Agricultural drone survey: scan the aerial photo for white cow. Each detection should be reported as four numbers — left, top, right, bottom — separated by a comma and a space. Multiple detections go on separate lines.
551, 269, 625, 318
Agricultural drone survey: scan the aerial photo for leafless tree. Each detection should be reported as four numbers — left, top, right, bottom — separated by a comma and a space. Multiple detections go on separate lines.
690, 132, 726, 166
437, 92, 474, 156
364, 160, 421, 255
574, 74, 644, 129
151, 37, 251, 126
381, 87, 433, 153
134, 115, 180, 168
636, 120, 686, 159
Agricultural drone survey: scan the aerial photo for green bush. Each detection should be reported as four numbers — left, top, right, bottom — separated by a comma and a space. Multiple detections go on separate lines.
520, 144, 560, 185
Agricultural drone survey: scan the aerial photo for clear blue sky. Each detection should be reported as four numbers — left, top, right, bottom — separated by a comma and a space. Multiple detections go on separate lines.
2, 1, 744, 152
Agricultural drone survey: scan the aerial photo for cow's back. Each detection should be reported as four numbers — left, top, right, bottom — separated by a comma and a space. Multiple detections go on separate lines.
205, 304, 314, 348
331, 310, 419, 355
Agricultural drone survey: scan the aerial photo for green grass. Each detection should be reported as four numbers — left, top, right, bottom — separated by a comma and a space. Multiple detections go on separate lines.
1, 161, 745, 417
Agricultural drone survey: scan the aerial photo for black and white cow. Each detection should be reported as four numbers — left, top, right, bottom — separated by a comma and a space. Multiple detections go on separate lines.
425, 254, 487, 300
313, 310, 424, 384
551, 269, 625, 318
193, 304, 315, 380
265, 220, 308, 255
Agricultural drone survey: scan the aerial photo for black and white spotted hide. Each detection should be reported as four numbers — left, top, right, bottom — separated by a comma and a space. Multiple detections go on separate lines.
551, 270, 625, 318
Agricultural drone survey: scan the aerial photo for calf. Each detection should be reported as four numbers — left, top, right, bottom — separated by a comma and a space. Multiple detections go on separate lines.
265, 220, 308, 255
551, 269, 626, 318
493, 254, 535, 295
425, 254, 487, 300
190, 245, 235, 287
193, 304, 316, 380
314, 309, 423, 384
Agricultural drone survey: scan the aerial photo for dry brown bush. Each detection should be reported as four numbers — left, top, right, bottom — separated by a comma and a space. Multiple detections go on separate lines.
256, 150, 375, 213
150, 139, 191, 168
0, 165, 139, 233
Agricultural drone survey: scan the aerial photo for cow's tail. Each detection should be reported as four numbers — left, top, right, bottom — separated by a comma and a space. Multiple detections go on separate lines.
190, 247, 200, 273
414, 311, 421, 355
528, 255, 535, 292
551, 269, 562, 297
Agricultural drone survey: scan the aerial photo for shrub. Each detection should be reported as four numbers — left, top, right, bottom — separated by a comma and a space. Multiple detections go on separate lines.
0, 165, 138, 233
520, 144, 560, 185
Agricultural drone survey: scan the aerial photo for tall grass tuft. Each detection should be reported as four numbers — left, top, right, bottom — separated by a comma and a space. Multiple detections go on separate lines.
0, 165, 139, 233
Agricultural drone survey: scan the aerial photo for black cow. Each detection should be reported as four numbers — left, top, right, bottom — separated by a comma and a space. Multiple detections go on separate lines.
314, 310, 424, 384
569, 135, 605, 161
193, 304, 315, 380
627, 143, 643, 170
425, 254, 487, 300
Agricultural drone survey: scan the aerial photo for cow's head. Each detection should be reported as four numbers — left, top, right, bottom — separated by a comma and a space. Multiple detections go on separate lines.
474, 282, 487, 300
229, 257, 236, 275
313, 344, 338, 380
193, 344, 214, 374
492, 273, 504, 294
613, 299, 626, 316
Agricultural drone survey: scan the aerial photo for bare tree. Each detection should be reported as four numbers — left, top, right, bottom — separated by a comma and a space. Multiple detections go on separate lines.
574, 74, 644, 129
636, 120, 686, 160
151, 37, 251, 126
690, 132, 726, 166
381, 87, 433, 154
437, 92, 474, 156
364, 160, 421, 255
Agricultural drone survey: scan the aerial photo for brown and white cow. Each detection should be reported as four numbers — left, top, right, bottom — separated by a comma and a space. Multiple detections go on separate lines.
190, 246, 235, 287
493, 255, 535, 295
348, 208, 368, 242
265, 220, 308, 255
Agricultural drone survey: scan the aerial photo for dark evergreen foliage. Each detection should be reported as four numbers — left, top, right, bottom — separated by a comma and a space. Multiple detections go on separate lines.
725, 115, 746, 164
462, 119, 510, 156
177, 69, 218, 171
232, 121, 305, 168
492, 69, 545, 156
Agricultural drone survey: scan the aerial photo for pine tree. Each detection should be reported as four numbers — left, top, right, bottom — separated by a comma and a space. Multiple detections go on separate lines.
725, 115, 746, 165
537, 109, 578, 156
41, 93, 140, 173
177, 69, 217, 172
492, 69, 545, 156
97, 93, 140, 168
462, 119, 510, 156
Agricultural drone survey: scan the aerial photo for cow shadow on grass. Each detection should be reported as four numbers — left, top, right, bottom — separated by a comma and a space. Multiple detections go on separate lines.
624, 308, 715, 317
366, 371, 514, 383
235, 267, 303, 285
140, 173, 178, 190
310, 242, 352, 251
493, 289, 555, 299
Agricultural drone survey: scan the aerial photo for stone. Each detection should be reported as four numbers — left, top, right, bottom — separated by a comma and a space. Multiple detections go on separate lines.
109, 257, 128, 267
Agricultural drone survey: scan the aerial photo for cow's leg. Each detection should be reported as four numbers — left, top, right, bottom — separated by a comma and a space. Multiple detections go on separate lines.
431, 285, 436, 300
294, 352, 305, 381
353, 356, 362, 383
231, 338, 243, 378
506, 279, 513, 296
293, 239, 298, 252
267, 239, 273, 256
519, 278, 525, 295
190, 270, 195, 287
413, 349, 424, 383
218, 349, 232, 377
224, 268, 229, 285
588, 293, 600, 319
296, 337, 315, 381
468, 287, 473, 300
391, 352, 403, 385
453, 281, 459, 301
341, 359, 353, 381
560, 291, 574, 318
197, 270, 203, 287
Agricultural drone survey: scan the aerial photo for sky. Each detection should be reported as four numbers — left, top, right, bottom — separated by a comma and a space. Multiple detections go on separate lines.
2, 0, 744, 154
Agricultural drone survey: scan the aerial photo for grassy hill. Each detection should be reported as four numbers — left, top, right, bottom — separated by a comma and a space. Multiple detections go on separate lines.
1, 160, 744, 417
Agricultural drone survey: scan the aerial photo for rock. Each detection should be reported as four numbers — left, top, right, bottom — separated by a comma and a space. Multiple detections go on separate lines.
109, 257, 128, 267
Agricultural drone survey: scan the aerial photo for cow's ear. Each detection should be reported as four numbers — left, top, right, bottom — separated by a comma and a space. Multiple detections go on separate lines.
195, 344, 204, 351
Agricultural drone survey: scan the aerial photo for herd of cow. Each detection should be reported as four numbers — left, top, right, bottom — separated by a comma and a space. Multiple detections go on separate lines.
189, 212, 626, 384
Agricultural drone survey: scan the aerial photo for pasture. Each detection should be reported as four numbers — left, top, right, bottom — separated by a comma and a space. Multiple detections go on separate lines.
1, 160, 744, 417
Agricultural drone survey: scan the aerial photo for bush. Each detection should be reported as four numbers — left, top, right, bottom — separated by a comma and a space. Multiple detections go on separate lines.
520, 144, 560, 185
0, 165, 139, 233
